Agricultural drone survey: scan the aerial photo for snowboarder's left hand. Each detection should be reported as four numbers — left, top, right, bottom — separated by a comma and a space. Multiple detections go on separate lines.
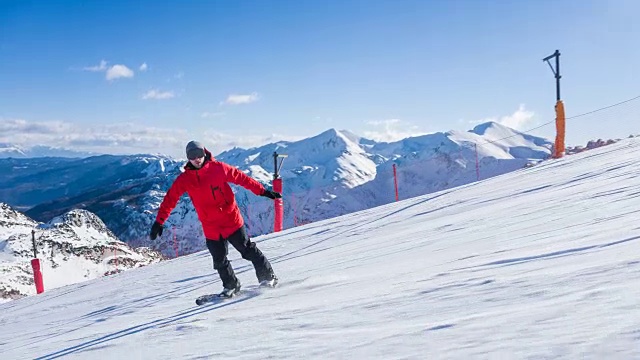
150, 221, 164, 240
261, 190, 282, 199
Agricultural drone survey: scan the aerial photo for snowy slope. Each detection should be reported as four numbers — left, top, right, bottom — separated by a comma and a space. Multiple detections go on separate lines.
1, 137, 640, 358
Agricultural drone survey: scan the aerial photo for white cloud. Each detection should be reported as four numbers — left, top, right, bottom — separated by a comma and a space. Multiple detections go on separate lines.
0, 117, 302, 159
165, 72, 185, 83
83, 60, 108, 72
470, 105, 535, 130
80, 61, 135, 81
0, 117, 188, 157
221, 92, 260, 105
139, 62, 148, 72
498, 104, 535, 129
201, 112, 224, 118
106, 65, 134, 80
363, 119, 428, 142
0, 118, 72, 134
142, 89, 175, 100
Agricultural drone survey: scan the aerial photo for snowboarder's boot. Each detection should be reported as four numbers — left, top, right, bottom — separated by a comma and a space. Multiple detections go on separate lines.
259, 273, 279, 288
218, 281, 242, 298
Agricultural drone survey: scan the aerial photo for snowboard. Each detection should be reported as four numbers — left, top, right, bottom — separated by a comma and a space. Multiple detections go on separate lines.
195, 292, 238, 306
195, 281, 278, 306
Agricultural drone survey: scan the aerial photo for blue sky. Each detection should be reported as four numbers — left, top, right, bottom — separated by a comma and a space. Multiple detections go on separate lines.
1, 0, 639, 158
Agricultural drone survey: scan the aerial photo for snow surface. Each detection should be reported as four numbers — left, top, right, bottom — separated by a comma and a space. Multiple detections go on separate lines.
2, 138, 640, 359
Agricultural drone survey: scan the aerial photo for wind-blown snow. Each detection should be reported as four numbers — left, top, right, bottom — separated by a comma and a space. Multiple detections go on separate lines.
1, 137, 639, 358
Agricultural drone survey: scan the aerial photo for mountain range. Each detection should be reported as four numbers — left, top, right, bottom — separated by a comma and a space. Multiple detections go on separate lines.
0, 122, 552, 256
0, 143, 96, 159
2, 122, 555, 260
0, 203, 163, 301
0, 122, 628, 301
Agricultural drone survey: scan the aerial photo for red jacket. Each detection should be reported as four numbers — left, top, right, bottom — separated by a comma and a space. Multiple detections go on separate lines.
156, 150, 266, 240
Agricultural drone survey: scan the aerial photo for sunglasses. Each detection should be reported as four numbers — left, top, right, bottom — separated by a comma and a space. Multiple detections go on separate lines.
187, 149, 205, 160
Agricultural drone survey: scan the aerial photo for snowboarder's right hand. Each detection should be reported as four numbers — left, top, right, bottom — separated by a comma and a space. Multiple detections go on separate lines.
150, 221, 163, 240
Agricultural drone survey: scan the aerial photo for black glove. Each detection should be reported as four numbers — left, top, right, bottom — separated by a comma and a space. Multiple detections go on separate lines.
261, 189, 282, 199
150, 221, 164, 240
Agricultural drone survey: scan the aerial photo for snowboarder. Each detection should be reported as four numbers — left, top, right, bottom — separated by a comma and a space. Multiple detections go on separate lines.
149, 140, 281, 297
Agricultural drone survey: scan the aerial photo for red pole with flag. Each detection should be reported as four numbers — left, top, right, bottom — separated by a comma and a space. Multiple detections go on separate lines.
31, 259, 44, 294
272, 151, 288, 233
30, 230, 44, 294
273, 178, 283, 232
392, 164, 399, 201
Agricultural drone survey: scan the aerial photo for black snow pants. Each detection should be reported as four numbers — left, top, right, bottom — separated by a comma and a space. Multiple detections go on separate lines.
206, 226, 274, 290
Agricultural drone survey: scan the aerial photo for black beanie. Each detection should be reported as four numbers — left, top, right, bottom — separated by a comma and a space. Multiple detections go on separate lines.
186, 140, 205, 160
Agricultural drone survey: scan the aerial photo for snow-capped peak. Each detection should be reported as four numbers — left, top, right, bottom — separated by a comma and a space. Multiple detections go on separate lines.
0, 203, 37, 227
470, 121, 513, 136
0, 203, 38, 243
303, 128, 353, 156
0, 206, 164, 302
48, 209, 110, 231
0, 143, 97, 159
0, 143, 27, 158
44, 209, 119, 246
